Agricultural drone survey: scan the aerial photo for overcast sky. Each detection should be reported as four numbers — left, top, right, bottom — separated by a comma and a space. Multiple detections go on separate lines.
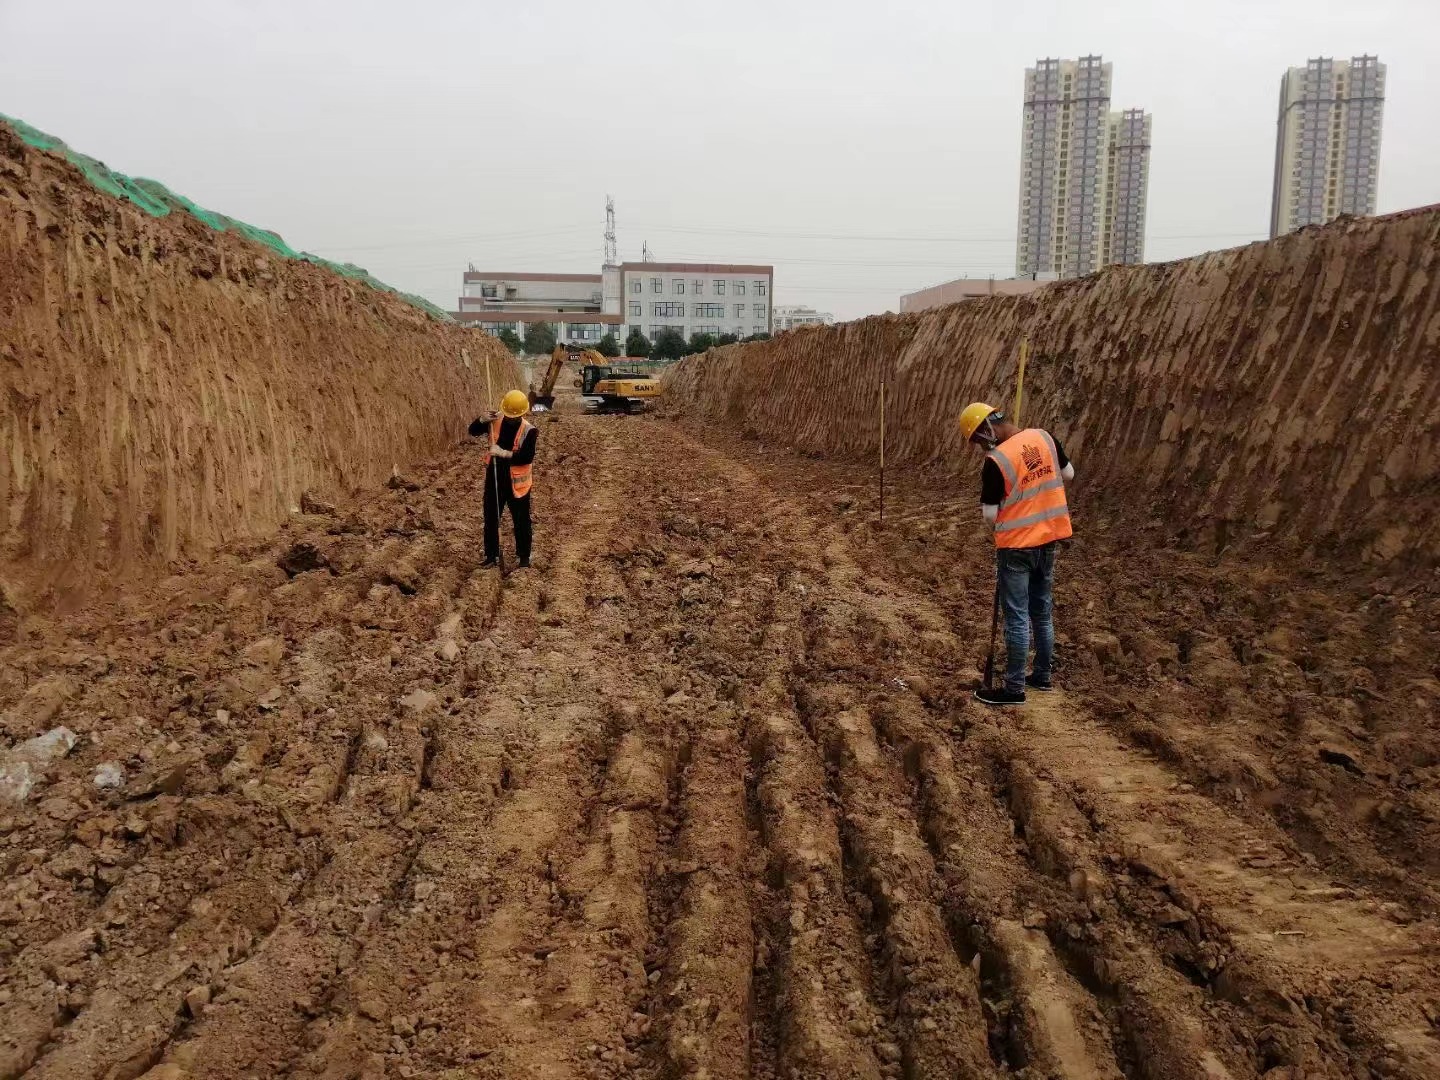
2, 0, 1436, 320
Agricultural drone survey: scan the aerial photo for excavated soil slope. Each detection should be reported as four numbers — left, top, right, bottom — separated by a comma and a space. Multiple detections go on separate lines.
663, 207, 1440, 566
0, 122, 517, 609
1, 404, 1437, 1080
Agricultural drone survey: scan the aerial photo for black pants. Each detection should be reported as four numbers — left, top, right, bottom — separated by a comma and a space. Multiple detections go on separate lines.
483, 479, 532, 563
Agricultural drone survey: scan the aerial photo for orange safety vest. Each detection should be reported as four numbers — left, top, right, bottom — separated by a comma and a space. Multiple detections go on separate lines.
486, 418, 535, 498
987, 428, 1072, 549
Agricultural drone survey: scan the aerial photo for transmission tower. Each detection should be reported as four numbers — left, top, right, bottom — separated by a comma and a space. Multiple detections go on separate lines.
604, 196, 618, 268
642, 241, 654, 262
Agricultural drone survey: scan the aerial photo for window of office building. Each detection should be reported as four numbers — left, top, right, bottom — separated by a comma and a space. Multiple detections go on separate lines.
653, 301, 685, 318
734, 303, 745, 319
674, 280, 685, 294
630, 280, 641, 293
753, 304, 766, 319
693, 279, 704, 293
651, 278, 662, 293
735, 281, 746, 295
714, 280, 726, 295
629, 301, 641, 316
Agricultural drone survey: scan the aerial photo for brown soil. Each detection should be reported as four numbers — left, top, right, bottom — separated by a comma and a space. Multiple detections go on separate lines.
3, 400, 1437, 1080
662, 207, 1440, 569
0, 121, 518, 610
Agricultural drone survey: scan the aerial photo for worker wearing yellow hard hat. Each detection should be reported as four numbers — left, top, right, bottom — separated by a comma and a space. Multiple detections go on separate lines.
470, 389, 539, 569
960, 401, 1075, 706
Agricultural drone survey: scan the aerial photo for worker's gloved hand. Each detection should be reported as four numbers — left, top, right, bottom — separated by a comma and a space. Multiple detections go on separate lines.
489, 444, 513, 459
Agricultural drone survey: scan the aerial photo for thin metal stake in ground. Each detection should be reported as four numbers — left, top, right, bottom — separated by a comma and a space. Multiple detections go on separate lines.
484, 353, 508, 577
878, 375, 886, 527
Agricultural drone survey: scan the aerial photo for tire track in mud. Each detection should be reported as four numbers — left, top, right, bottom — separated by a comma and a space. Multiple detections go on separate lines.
98, 482, 511, 1079
246, 439, 646, 1078
6, 452, 511, 1080
8, 412, 1440, 1080
658, 423, 1440, 1080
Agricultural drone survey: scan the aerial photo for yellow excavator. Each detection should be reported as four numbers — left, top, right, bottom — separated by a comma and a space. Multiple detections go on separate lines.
530, 345, 661, 415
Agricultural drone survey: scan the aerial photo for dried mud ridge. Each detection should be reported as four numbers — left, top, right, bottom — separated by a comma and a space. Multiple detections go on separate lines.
3, 408, 1438, 1080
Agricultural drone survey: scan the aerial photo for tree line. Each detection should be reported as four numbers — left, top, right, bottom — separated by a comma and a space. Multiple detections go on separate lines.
490, 323, 770, 360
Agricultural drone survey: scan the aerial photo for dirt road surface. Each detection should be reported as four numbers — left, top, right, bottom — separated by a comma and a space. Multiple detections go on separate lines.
3, 404, 1438, 1080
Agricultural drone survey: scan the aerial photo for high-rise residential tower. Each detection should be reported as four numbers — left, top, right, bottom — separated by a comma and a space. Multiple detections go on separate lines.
1270, 56, 1385, 238
1103, 109, 1152, 266
1016, 56, 1152, 278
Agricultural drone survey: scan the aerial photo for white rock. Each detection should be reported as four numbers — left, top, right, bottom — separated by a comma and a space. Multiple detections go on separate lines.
94, 762, 126, 789
0, 761, 36, 804
10, 726, 79, 765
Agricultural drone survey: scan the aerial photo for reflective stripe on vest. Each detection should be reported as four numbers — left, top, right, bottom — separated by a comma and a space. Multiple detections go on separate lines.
986, 428, 1072, 549
487, 418, 535, 498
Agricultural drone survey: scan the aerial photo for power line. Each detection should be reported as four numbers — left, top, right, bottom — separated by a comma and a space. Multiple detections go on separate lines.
304, 224, 593, 254
633, 222, 1265, 244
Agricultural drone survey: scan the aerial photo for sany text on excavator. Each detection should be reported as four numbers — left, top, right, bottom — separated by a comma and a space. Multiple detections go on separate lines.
529, 346, 661, 415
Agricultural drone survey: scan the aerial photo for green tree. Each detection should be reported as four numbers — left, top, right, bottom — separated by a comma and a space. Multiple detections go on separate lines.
524, 321, 557, 355
651, 327, 687, 361
496, 328, 522, 355
625, 329, 652, 358
716, 333, 740, 346
594, 332, 620, 358
743, 331, 772, 343
688, 332, 718, 354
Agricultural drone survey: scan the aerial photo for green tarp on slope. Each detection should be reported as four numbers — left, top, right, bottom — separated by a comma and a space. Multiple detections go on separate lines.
2, 113, 452, 322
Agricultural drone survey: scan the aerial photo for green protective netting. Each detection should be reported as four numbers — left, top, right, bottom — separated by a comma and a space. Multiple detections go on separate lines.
2, 113, 452, 322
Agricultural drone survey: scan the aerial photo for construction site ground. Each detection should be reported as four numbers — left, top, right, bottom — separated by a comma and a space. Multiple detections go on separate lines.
3, 399, 1438, 1080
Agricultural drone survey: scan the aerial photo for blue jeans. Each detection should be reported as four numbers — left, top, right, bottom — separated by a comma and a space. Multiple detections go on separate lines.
997, 542, 1057, 694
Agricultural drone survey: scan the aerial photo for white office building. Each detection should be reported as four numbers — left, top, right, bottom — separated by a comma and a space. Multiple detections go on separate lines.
454, 262, 772, 347
614, 262, 773, 343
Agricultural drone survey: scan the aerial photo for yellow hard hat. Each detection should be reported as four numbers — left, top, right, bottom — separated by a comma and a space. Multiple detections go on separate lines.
958, 402, 1000, 442
500, 390, 530, 418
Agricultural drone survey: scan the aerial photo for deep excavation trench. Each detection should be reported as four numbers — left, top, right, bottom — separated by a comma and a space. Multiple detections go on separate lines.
3, 404, 1438, 1080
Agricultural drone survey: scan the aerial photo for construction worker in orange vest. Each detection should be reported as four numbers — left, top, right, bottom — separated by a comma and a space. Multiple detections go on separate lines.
958, 402, 1075, 706
470, 389, 538, 569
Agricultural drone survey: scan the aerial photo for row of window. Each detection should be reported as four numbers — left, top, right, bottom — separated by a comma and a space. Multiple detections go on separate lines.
630, 302, 769, 319
631, 278, 768, 296
644, 325, 767, 339
482, 322, 606, 336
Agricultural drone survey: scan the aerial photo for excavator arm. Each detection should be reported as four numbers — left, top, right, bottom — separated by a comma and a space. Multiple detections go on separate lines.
529, 346, 569, 409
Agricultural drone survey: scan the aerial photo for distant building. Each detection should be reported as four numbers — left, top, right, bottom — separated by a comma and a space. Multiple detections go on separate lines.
1016, 56, 1151, 278
1103, 109, 1152, 266
453, 261, 773, 345
899, 276, 1056, 315
454, 270, 621, 344
773, 305, 834, 331
614, 263, 773, 343
1270, 55, 1385, 237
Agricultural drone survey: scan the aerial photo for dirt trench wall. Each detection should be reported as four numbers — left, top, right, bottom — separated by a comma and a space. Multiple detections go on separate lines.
0, 123, 518, 600
664, 207, 1440, 565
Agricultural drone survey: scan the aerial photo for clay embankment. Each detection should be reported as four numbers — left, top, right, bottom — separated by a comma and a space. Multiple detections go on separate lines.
0, 121, 517, 609
665, 207, 1440, 565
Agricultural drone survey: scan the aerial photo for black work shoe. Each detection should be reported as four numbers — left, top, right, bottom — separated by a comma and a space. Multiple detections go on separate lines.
479, 558, 499, 569
974, 685, 1026, 706
1026, 673, 1054, 692
516, 560, 531, 570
